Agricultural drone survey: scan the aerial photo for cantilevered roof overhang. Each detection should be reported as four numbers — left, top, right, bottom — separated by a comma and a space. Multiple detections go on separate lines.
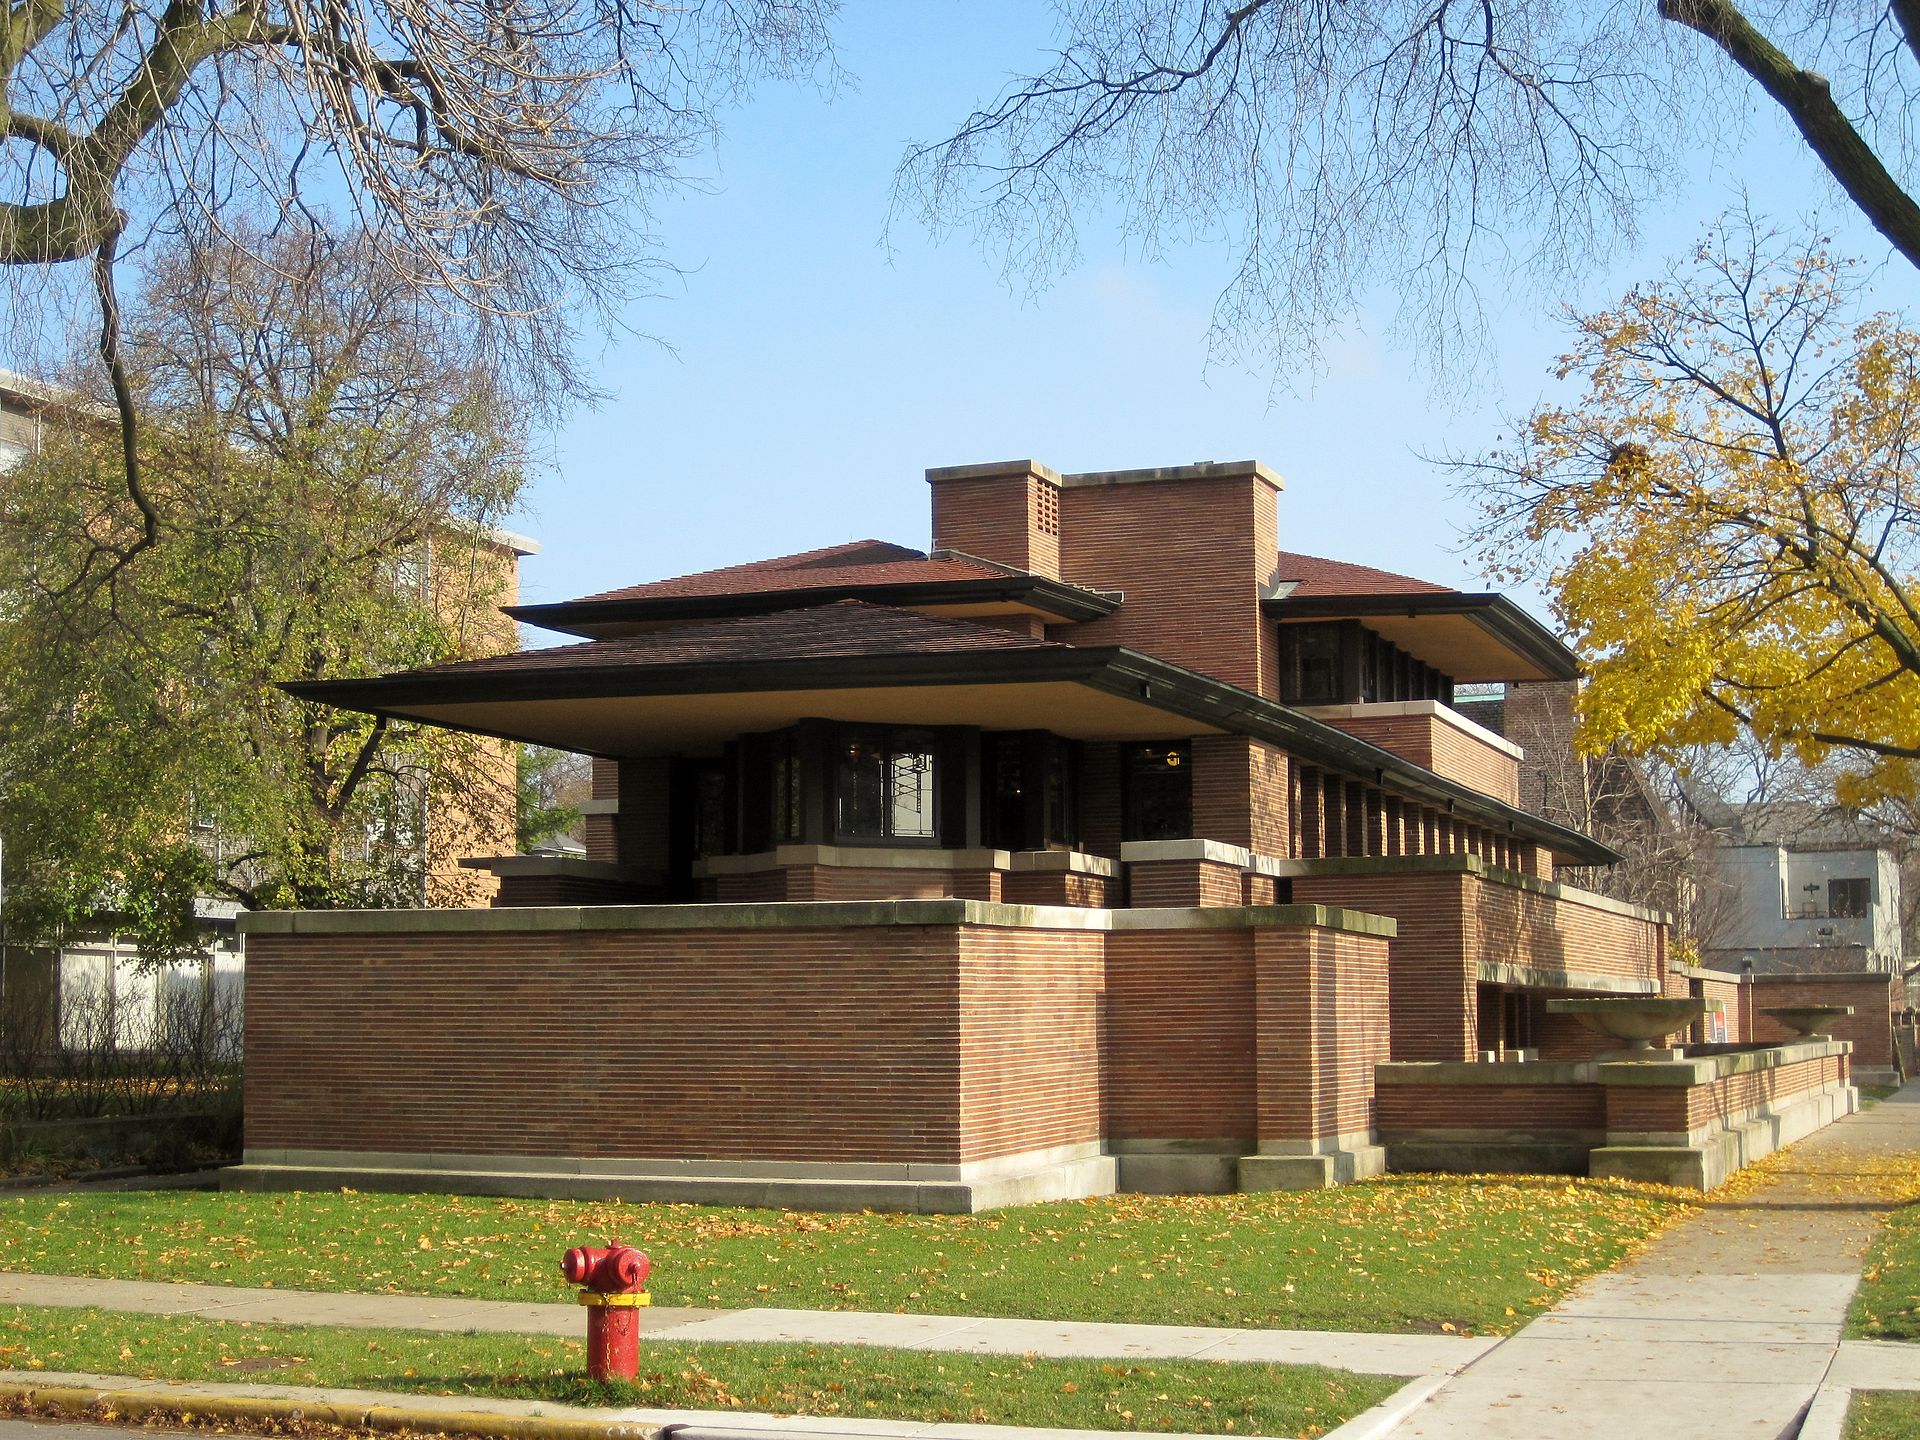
289, 602, 1614, 865
1262, 591, 1580, 684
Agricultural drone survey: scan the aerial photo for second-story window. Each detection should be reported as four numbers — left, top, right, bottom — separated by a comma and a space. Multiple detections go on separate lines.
834, 729, 938, 842
1829, 877, 1871, 918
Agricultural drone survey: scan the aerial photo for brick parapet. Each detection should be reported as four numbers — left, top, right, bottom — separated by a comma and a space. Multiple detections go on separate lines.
242, 901, 1391, 1179
1299, 703, 1522, 806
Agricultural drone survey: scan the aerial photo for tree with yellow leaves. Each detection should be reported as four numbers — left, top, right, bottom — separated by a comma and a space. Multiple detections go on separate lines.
1465, 213, 1919, 807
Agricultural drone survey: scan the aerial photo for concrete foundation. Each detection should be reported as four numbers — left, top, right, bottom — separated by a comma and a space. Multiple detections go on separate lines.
227, 1145, 1120, 1215
1590, 1080, 1859, 1190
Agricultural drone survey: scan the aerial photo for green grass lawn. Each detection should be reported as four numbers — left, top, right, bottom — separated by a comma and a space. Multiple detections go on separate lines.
1853, 1186, 1920, 1340
0, 1304, 1399, 1437
1848, 1391, 1920, 1439
0, 1177, 1694, 1336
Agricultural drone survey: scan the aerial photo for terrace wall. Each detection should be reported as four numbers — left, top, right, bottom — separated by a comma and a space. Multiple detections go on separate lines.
237, 900, 1392, 1211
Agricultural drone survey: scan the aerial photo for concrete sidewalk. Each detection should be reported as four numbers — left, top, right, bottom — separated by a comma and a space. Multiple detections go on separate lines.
1383, 1085, 1920, 1438
0, 1270, 1491, 1379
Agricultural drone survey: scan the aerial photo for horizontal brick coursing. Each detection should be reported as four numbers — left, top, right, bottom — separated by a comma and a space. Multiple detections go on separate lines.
1376, 1082, 1606, 1136
1257, 928, 1390, 1141
958, 928, 1104, 1161
245, 926, 969, 1164
1105, 931, 1257, 1143
247, 915, 1391, 1172
1060, 477, 1271, 693
999, 871, 1114, 907
1293, 871, 1476, 1062
1317, 713, 1521, 806
1473, 881, 1663, 986
1604, 1055, 1843, 1134
1127, 859, 1246, 908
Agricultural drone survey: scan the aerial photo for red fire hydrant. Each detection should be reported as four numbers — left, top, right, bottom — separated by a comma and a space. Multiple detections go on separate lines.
562, 1243, 651, 1382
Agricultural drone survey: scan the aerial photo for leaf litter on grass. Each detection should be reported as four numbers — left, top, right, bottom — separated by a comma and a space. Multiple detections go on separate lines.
1, 1173, 1698, 1335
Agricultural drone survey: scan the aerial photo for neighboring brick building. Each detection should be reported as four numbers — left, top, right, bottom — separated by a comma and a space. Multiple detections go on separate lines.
0, 369, 532, 1055
245, 459, 1706, 1209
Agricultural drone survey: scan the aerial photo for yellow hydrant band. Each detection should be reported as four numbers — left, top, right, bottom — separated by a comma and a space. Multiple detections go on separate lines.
576, 1290, 653, 1307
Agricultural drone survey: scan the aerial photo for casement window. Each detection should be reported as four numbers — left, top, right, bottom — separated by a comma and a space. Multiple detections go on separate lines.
1121, 740, 1192, 842
984, 731, 1081, 851
833, 728, 939, 843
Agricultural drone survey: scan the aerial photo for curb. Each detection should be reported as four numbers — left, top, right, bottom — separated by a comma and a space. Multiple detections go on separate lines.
1795, 1384, 1850, 1440
0, 1380, 664, 1440
0, 1375, 1302, 1440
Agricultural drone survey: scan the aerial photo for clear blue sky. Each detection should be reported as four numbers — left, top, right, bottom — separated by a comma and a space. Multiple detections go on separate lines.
515, 3, 1920, 627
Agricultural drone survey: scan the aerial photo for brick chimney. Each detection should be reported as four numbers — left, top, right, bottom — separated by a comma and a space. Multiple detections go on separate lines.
925, 460, 1063, 580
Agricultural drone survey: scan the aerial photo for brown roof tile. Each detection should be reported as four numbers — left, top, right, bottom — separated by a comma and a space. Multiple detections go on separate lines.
389, 601, 1064, 680
565, 540, 1027, 605
1273, 551, 1455, 598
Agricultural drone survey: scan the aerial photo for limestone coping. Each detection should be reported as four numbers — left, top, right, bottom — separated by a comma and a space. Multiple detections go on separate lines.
1376, 1038, 1847, 1090
456, 855, 653, 881
1300, 854, 1670, 924
238, 897, 1397, 939
1594, 1038, 1850, 1087
1476, 960, 1657, 997
1295, 700, 1525, 761
1119, 838, 1302, 877
924, 458, 1285, 491
692, 845, 1118, 880
1376, 1060, 1600, 1087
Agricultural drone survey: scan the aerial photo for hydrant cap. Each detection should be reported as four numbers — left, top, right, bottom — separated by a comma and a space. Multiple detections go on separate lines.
561, 1244, 651, 1292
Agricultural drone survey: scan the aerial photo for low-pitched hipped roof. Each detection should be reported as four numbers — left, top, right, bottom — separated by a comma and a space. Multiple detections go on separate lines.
513, 540, 1120, 638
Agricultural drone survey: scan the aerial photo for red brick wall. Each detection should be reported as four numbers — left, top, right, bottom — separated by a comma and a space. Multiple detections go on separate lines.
1314, 712, 1521, 806
1059, 476, 1273, 694
245, 925, 970, 1164
1376, 1080, 1606, 1136
1000, 871, 1114, 907
1104, 930, 1257, 1144
1471, 880, 1663, 987
1751, 974, 1896, 1070
1255, 928, 1390, 1142
930, 469, 1061, 580
1127, 859, 1247, 908
1292, 870, 1477, 1061
958, 927, 1106, 1162
1604, 1054, 1844, 1134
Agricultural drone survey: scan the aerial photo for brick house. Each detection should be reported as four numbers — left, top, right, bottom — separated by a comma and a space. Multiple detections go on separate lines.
241, 459, 1719, 1209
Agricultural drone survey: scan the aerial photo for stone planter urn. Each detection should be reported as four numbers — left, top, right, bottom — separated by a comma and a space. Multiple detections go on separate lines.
1761, 1005, 1854, 1041
1547, 997, 1708, 1055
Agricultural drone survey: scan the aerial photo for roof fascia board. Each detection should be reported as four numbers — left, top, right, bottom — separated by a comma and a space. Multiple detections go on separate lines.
288, 641, 1611, 863
1263, 592, 1579, 680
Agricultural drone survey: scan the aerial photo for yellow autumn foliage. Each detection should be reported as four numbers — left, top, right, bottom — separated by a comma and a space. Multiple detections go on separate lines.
1468, 214, 1919, 805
